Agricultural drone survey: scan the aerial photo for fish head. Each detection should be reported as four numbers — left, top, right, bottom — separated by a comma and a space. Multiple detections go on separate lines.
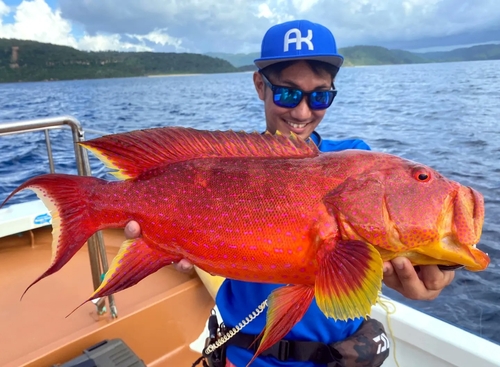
325, 153, 489, 271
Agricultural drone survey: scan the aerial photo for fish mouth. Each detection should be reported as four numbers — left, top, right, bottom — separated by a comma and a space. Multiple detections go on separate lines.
443, 185, 488, 271
394, 238, 489, 272
384, 185, 489, 271
427, 237, 490, 272
417, 185, 489, 272
450, 186, 484, 246
438, 264, 465, 271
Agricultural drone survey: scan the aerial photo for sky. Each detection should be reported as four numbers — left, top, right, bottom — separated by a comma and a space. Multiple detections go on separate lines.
0, 0, 499, 54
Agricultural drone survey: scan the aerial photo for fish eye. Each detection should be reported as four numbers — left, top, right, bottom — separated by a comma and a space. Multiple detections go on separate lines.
412, 167, 431, 182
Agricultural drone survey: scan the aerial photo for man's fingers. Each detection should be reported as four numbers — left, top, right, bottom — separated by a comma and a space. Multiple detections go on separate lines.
387, 258, 440, 300
124, 221, 141, 239
382, 261, 401, 288
124, 221, 193, 274
420, 265, 455, 291
173, 259, 194, 273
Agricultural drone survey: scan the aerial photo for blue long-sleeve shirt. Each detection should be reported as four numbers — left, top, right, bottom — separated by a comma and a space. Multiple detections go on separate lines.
216, 131, 371, 367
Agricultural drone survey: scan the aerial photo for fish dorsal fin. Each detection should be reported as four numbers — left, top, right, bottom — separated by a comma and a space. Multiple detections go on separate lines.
80, 127, 319, 179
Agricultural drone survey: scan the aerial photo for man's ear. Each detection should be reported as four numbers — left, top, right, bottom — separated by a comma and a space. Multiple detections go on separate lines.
253, 72, 266, 101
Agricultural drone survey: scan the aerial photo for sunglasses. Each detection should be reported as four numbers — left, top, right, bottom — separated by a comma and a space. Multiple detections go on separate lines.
260, 73, 337, 110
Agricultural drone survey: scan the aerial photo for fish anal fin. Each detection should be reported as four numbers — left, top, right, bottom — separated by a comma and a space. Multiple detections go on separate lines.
69, 238, 180, 316
247, 284, 314, 366
315, 239, 383, 321
80, 127, 319, 180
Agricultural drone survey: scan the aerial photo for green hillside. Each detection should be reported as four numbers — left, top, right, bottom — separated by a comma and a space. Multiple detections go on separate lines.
0, 38, 238, 83
207, 44, 500, 68
1, 38, 499, 83
340, 45, 428, 66
419, 44, 500, 62
205, 47, 429, 68
206, 52, 260, 68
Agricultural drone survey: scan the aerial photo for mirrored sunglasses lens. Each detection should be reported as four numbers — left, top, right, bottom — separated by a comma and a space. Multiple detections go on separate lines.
274, 87, 302, 108
309, 91, 336, 109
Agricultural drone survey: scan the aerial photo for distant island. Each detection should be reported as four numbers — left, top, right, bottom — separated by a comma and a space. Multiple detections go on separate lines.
0, 38, 241, 83
1, 38, 499, 83
208, 43, 500, 67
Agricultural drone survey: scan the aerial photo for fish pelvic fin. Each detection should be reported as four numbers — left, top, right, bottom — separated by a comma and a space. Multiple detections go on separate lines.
79, 127, 319, 180
247, 285, 314, 366
73, 238, 180, 313
315, 239, 383, 321
0, 174, 103, 299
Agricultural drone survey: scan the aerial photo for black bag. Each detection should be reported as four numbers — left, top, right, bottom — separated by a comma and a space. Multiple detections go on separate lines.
331, 317, 390, 367
200, 316, 390, 367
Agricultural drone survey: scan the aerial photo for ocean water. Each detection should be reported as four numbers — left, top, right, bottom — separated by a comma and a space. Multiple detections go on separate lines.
0, 60, 499, 345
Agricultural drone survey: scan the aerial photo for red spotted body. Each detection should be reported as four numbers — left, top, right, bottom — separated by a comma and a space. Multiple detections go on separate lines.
81, 155, 371, 283
1, 127, 489, 366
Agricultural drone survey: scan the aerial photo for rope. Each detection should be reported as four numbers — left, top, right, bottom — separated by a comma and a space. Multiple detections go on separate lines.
377, 295, 401, 367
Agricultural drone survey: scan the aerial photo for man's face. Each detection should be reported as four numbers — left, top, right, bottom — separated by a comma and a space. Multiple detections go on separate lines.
254, 61, 334, 141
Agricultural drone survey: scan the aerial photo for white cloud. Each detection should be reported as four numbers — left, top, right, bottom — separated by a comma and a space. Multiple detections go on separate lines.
132, 28, 184, 50
255, 2, 293, 27
1, 0, 500, 53
257, 3, 273, 19
0, 1, 10, 17
0, 0, 183, 52
0, 0, 77, 47
292, 0, 320, 13
57, 0, 500, 52
77, 34, 149, 52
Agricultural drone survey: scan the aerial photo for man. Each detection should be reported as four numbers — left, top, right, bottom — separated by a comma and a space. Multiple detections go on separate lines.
125, 19, 455, 367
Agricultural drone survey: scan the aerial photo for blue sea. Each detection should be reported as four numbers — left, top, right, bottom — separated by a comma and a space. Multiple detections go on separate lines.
0, 61, 499, 345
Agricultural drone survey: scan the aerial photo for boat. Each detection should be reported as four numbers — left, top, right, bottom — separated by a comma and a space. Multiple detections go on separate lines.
1, 116, 499, 367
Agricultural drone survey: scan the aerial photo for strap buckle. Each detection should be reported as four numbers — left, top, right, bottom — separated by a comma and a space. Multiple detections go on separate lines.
277, 340, 290, 361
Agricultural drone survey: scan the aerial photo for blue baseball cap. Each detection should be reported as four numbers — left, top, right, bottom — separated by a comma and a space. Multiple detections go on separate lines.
254, 19, 344, 69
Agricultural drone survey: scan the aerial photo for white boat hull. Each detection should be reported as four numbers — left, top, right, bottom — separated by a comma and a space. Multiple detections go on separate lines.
373, 295, 500, 367
191, 269, 500, 367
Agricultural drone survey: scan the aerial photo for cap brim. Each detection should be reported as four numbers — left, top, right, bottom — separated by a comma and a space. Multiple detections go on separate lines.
254, 54, 344, 69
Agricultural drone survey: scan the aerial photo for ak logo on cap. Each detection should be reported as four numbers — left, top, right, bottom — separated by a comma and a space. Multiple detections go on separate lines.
284, 28, 314, 52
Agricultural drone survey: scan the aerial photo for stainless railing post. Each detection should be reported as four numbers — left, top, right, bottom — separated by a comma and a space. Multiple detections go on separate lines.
0, 115, 117, 318
67, 120, 117, 318
43, 130, 55, 174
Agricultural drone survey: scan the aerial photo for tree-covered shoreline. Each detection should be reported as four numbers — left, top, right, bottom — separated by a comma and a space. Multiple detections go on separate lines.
1, 38, 499, 83
0, 39, 240, 83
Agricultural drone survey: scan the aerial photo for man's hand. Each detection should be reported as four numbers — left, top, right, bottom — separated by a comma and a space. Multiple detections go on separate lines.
382, 257, 455, 300
124, 221, 194, 273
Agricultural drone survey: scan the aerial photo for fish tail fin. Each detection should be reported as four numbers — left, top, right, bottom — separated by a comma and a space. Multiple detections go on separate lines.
0, 174, 103, 298
315, 239, 383, 321
69, 238, 180, 314
247, 285, 315, 366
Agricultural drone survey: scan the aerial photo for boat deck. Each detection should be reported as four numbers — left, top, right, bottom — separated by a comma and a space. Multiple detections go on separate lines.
0, 227, 214, 367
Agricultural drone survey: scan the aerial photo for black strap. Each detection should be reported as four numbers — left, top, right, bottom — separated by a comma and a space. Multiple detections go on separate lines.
191, 355, 210, 367
226, 332, 344, 365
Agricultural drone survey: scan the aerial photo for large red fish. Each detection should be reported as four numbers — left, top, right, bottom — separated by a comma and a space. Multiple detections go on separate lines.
1, 127, 489, 365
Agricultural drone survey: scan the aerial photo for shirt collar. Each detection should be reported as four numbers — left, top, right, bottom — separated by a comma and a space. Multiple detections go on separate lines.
309, 131, 322, 149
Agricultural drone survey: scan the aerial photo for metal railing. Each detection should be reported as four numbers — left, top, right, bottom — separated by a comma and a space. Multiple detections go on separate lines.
0, 115, 117, 318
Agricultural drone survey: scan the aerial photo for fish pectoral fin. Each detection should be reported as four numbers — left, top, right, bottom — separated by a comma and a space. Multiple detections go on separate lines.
315, 239, 383, 321
247, 284, 314, 367
71, 238, 180, 314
